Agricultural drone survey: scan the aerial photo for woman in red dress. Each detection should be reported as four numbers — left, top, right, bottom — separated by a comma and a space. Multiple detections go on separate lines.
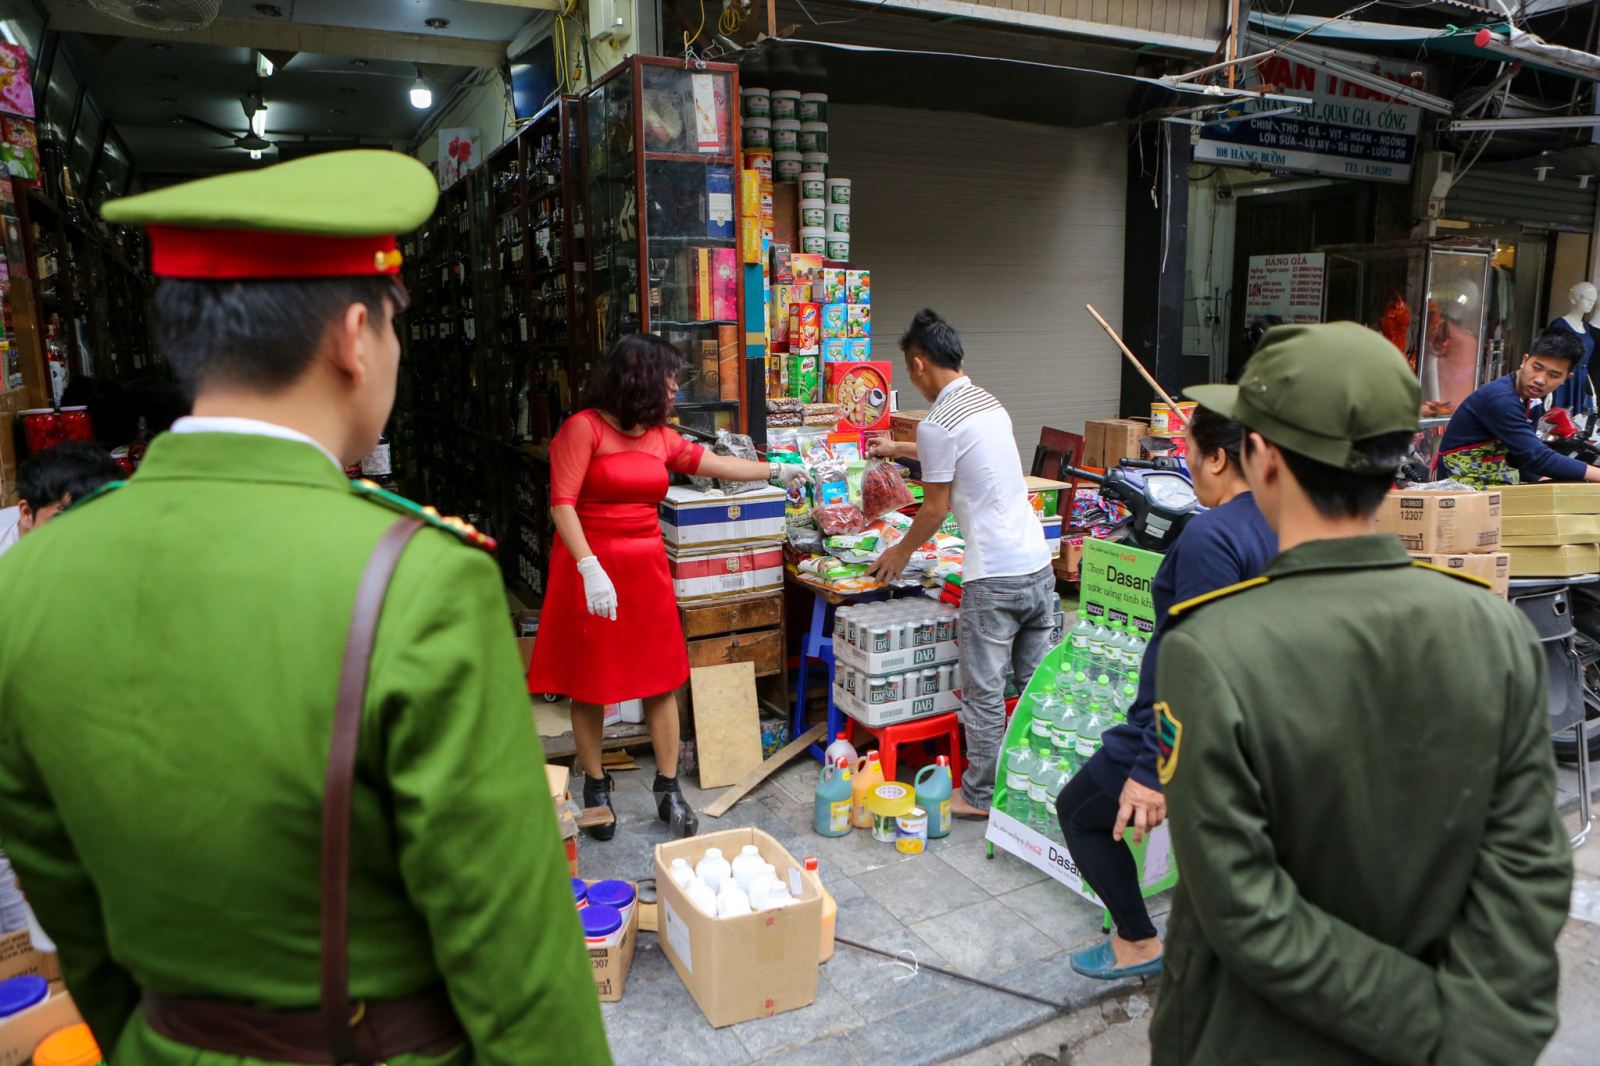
528, 334, 805, 838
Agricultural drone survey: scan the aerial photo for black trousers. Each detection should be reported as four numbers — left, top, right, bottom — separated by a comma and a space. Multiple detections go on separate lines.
1057, 769, 1158, 942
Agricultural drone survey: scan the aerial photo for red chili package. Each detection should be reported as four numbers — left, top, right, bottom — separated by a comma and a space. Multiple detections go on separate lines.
813, 503, 867, 537
861, 460, 915, 518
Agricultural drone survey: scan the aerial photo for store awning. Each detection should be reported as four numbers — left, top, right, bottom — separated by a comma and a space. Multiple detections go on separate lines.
736, 37, 1287, 129
1249, 12, 1600, 84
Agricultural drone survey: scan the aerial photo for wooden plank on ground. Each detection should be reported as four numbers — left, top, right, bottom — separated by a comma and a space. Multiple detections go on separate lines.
703, 722, 828, 819
691, 662, 763, 788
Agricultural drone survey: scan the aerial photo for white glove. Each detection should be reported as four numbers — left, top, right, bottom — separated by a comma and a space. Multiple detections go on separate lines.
576, 556, 618, 621
771, 462, 810, 488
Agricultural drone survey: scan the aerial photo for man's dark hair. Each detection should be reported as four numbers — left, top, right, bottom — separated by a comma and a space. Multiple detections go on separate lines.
154, 278, 397, 395
1245, 430, 1413, 519
1187, 405, 1245, 471
1243, 315, 1285, 357
900, 309, 964, 370
590, 333, 684, 430
1528, 328, 1585, 368
17, 442, 122, 512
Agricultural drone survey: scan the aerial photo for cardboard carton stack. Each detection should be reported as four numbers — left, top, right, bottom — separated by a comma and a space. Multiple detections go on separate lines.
0, 929, 83, 1063
1376, 488, 1510, 597
1083, 418, 1148, 470
1496, 483, 1600, 578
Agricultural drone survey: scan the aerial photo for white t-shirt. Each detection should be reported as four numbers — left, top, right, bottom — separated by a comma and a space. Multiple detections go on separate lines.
0, 506, 21, 561
917, 376, 1050, 582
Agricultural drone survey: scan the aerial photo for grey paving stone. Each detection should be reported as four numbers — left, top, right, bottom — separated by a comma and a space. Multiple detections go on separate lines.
997, 877, 1113, 951
832, 883, 907, 943
729, 976, 863, 1059
936, 837, 1051, 895
770, 756, 825, 807
853, 850, 992, 925
600, 938, 754, 1065
753, 1032, 861, 1065
800, 823, 918, 877
990, 942, 1143, 1012
844, 981, 1059, 1065
822, 925, 952, 1024
907, 897, 1063, 980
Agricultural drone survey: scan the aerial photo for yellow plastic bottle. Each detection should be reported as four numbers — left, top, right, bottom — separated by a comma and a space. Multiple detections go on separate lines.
804, 855, 837, 963
851, 750, 885, 829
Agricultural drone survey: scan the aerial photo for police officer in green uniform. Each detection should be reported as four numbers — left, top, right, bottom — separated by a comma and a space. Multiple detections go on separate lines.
1150, 322, 1573, 1065
0, 152, 609, 1064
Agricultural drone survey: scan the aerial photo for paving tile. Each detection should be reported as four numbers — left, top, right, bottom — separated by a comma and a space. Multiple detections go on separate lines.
770, 756, 825, 807
832, 884, 907, 943
937, 837, 1050, 896
845, 981, 1058, 1065
990, 945, 1141, 1012
854, 850, 992, 925
822, 925, 952, 1023
599, 938, 754, 1065
730, 976, 863, 1059
801, 824, 918, 877
907, 897, 1063, 979
997, 877, 1113, 951
753, 1032, 861, 1065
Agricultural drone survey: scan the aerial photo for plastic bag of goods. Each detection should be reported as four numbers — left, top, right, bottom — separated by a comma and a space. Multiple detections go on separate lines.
814, 502, 867, 537
824, 530, 883, 564
787, 525, 825, 554
862, 459, 915, 518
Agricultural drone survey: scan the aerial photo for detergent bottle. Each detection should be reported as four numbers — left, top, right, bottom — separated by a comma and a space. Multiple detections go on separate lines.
804, 856, 837, 963
851, 750, 886, 829
814, 757, 853, 837
915, 755, 954, 839
823, 731, 858, 767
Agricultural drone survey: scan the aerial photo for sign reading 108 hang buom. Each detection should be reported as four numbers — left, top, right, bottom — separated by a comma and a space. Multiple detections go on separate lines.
1196, 47, 1423, 184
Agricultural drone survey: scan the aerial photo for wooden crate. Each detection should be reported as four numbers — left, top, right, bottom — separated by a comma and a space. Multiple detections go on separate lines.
676, 588, 789, 736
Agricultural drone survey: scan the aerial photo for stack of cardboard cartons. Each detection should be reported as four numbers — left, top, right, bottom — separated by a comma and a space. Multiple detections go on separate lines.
1376, 488, 1510, 597
1497, 483, 1600, 578
1082, 418, 1148, 470
0, 929, 84, 1062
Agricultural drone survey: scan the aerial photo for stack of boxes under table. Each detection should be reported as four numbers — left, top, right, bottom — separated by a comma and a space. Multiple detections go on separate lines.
1376, 486, 1509, 597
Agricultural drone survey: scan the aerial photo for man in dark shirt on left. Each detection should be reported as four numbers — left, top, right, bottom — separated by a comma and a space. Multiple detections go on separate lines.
1437, 329, 1600, 487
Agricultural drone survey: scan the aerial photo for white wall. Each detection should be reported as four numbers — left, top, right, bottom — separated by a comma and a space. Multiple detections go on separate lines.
413, 69, 516, 170
830, 104, 1127, 457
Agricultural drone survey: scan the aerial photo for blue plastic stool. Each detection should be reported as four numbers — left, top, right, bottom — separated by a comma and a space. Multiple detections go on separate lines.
792, 587, 892, 763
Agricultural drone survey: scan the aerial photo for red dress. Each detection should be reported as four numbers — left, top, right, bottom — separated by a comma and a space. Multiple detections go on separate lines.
527, 409, 705, 704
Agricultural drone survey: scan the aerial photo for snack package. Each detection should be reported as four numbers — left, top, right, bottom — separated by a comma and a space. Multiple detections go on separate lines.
767, 427, 801, 454
824, 531, 883, 563
862, 459, 915, 517
813, 502, 867, 537
710, 431, 767, 496
813, 458, 850, 508
787, 525, 825, 554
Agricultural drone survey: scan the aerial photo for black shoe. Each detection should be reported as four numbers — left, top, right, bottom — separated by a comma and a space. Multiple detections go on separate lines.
654, 772, 699, 839
582, 771, 617, 842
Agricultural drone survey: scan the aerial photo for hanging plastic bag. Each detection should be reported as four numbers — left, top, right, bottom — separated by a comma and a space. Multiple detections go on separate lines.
862, 459, 915, 518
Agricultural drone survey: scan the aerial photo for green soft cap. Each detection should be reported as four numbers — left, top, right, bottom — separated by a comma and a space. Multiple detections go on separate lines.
102, 149, 438, 236
1185, 321, 1420, 474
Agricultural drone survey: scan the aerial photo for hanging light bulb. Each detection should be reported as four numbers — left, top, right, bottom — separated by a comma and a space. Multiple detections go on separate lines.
409, 68, 432, 110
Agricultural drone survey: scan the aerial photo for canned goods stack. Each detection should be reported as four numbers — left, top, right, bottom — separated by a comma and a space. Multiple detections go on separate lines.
832, 600, 961, 727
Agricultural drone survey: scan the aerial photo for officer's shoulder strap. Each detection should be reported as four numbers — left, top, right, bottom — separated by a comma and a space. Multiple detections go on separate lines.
350, 479, 498, 552
1167, 576, 1271, 622
63, 479, 128, 513
1410, 560, 1493, 590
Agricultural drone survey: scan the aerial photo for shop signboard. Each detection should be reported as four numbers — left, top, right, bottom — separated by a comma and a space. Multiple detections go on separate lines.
1196, 48, 1422, 184
986, 537, 1177, 906
1244, 252, 1326, 324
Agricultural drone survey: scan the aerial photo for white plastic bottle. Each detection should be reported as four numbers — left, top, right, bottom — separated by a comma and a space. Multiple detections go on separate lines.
1066, 610, 1094, 674
757, 885, 795, 911
696, 847, 732, 893
667, 858, 694, 889
685, 876, 718, 916
717, 880, 752, 917
731, 844, 765, 893
1086, 618, 1111, 678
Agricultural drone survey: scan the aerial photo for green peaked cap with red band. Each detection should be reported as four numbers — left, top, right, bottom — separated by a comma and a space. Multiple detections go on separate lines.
101, 149, 438, 281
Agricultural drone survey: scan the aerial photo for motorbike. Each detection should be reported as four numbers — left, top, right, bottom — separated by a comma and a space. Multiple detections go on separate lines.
1067, 460, 1198, 554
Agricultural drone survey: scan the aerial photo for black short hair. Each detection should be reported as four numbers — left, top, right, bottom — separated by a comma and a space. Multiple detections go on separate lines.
1246, 430, 1414, 519
900, 309, 964, 370
1243, 315, 1285, 356
1528, 329, 1585, 368
589, 333, 684, 430
1186, 405, 1245, 471
154, 278, 397, 395
17, 442, 122, 512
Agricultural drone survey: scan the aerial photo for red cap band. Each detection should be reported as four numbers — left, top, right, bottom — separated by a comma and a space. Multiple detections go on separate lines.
148, 226, 403, 280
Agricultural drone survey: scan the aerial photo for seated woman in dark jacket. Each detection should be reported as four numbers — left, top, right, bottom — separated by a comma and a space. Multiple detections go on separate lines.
1058, 405, 1277, 980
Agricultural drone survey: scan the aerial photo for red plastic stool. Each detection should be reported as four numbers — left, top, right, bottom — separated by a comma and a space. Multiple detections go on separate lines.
854, 712, 967, 790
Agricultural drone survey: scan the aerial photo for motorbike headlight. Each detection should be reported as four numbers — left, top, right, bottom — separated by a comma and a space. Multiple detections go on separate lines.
1145, 473, 1197, 512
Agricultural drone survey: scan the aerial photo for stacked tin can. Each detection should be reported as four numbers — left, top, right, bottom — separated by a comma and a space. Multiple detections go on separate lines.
833, 600, 959, 710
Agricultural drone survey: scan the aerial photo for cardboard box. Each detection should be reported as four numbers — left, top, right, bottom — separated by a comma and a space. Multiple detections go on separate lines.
835, 636, 959, 676
1375, 490, 1502, 553
1506, 543, 1600, 578
0, 991, 83, 1066
655, 828, 822, 1028
0, 930, 59, 984
1502, 513, 1600, 545
1083, 419, 1146, 469
666, 544, 784, 602
659, 485, 786, 550
1497, 482, 1600, 516
1409, 551, 1511, 599
833, 676, 961, 727
585, 882, 639, 1003
1024, 476, 1071, 519
891, 408, 929, 443
547, 763, 578, 843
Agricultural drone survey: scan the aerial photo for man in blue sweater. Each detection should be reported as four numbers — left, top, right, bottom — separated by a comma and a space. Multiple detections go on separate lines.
1437, 329, 1600, 487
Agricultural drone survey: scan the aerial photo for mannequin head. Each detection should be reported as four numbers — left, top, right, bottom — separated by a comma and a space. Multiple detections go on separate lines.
1568, 282, 1598, 318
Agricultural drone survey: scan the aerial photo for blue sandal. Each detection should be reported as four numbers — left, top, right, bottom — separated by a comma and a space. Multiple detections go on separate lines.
1068, 938, 1163, 980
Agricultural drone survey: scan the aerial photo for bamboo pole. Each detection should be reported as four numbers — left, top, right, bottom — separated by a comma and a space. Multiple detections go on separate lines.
1084, 303, 1190, 430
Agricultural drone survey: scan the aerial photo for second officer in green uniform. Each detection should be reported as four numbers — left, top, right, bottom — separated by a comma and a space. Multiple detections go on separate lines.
0, 152, 609, 1064
1150, 322, 1572, 1065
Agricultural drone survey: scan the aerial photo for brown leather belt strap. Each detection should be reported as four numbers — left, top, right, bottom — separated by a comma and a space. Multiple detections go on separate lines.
322, 517, 425, 1065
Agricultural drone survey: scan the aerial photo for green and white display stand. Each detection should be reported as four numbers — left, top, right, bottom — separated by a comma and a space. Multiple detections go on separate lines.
984, 538, 1179, 906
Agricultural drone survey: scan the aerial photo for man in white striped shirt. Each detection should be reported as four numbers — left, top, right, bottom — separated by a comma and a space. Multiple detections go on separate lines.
869, 310, 1055, 816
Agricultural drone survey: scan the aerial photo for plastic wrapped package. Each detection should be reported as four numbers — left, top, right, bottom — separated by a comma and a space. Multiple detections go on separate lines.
862, 459, 915, 518
787, 525, 825, 554
825, 531, 882, 563
712, 432, 768, 496
812, 458, 850, 508
814, 503, 867, 537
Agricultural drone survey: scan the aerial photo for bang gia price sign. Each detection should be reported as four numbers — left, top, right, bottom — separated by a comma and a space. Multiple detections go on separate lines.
1079, 538, 1162, 635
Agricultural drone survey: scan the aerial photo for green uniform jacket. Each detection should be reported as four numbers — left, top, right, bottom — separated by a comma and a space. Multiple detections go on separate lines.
0, 433, 610, 1065
1150, 535, 1572, 1066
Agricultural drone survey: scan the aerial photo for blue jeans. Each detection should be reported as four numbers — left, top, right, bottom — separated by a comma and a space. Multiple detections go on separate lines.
958, 565, 1060, 807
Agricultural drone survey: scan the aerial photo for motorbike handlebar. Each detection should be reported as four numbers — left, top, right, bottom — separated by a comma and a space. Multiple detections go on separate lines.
1066, 466, 1106, 485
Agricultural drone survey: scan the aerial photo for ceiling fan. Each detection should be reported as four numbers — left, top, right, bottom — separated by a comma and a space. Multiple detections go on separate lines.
89, 0, 222, 32
176, 93, 280, 152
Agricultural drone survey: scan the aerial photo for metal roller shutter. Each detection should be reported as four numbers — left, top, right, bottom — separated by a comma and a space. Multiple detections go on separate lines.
1447, 170, 1596, 232
830, 103, 1127, 458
